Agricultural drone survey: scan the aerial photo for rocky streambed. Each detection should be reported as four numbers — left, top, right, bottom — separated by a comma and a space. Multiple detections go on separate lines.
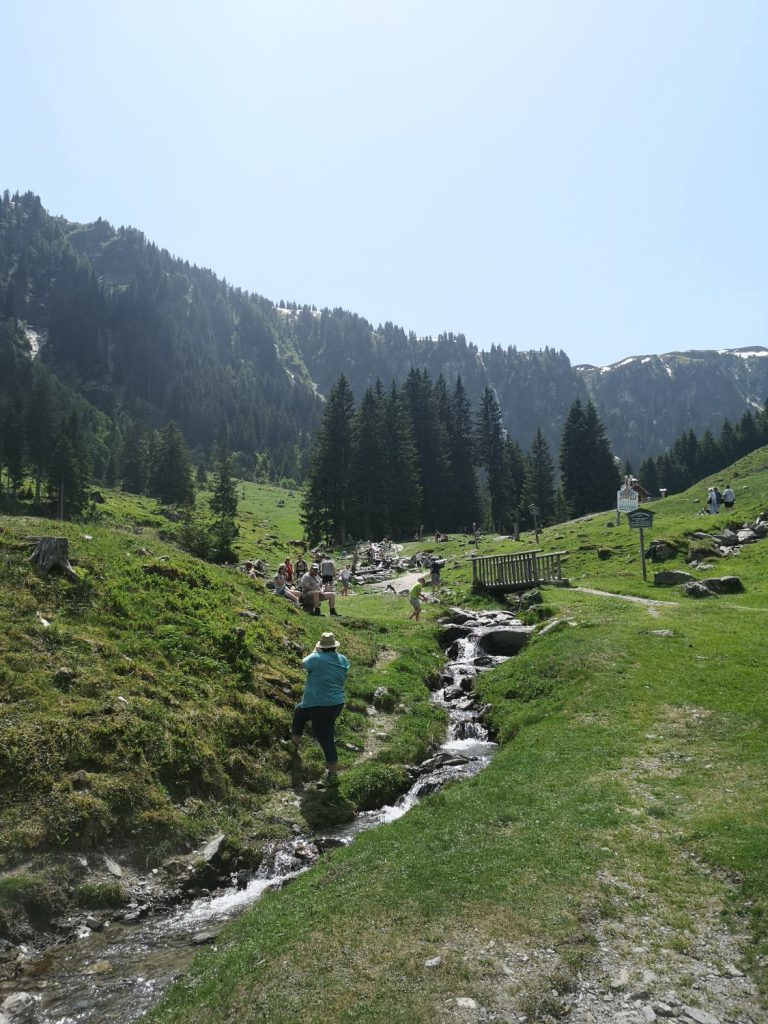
0, 606, 535, 1024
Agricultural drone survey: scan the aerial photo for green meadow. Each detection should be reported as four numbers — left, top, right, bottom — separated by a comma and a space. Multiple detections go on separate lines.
2, 453, 768, 1021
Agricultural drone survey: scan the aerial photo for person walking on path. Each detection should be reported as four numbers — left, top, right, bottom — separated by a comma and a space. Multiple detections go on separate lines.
722, 485, 735, 511
707, 487, 720, 515
288, 632, 349, 782
408, 577, 426, 621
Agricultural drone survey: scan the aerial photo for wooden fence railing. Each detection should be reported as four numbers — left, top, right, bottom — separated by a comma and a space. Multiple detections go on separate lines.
471, 550, 567, 593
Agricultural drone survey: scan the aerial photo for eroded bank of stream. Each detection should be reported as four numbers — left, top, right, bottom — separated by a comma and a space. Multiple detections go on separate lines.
4, 607, 533, 1024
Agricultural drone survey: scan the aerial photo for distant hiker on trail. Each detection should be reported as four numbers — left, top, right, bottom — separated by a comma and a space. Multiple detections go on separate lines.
706, 487, 720, 515
273, 567, 301, 610
723, 485, 735, 511
288, 632, 349, 783
340, 565, 352, 596
429, 557, 442, 593
299, 564, 339, 616
319, 554, 336, 591
408, 577, 426, 620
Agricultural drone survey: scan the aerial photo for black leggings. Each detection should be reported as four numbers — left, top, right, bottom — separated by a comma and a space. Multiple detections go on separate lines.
291, 703, 344, 764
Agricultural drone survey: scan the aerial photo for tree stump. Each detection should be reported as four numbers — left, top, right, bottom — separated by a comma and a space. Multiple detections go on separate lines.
28, 537, 78, 582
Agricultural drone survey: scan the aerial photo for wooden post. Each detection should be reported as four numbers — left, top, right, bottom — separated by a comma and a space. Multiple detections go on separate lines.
639, 526, 647, 582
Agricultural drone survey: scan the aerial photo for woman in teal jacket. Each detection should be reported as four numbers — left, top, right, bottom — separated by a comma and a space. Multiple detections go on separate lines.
289, 632, 349, 781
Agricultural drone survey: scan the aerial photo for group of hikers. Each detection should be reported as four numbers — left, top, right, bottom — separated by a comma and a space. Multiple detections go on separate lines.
272, 554, 353, 616
704, 484, 736, 515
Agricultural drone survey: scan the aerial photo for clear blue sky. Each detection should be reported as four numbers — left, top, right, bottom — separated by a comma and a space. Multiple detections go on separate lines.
4, 0, 767, 366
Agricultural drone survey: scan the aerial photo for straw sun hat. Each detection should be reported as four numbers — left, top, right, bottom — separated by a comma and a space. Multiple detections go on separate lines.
316, 632, 341, 650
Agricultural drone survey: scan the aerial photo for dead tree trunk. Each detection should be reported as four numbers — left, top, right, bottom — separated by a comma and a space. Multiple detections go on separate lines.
28, 537, 78, 582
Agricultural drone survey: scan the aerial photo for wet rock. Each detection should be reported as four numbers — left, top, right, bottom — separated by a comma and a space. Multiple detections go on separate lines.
200, 833, 227, 863
415, 752, 470, 775
473, 654, 493, 666
443, 684, 466, 701
699, 575, 744, 594
442, 609, 472, 625
476, 626, 534, 656
715, 529, 739, 547
85, 915, 104, 931
439, 623, 474, 647
191, 931, 217, 945
0, 992, 36, 1023
653, 570, 694, 586
737, 529, 757, 543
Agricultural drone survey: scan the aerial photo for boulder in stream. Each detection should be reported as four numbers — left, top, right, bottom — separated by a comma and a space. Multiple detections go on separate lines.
476, 626, 534, 656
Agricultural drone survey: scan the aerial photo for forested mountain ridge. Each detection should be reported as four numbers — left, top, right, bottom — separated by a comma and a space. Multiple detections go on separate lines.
2, 189, 767, 478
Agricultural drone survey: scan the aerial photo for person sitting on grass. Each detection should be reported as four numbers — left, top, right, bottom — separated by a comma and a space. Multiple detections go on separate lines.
287, 631, 349, 783
408, 577, 426, 621
299, 563, 340, 616
272, 566, 301, 610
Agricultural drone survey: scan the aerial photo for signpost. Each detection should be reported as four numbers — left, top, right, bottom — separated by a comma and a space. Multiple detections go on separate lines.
627, 507, 655, 581
616, 476, 639, 524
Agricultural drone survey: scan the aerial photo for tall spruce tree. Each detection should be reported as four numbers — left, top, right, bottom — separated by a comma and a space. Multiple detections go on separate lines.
403, 369, 450, 532
381, 382, 422, 538
208, 446, 239, 562
522, 428, 556, 525
475, 385, 506, 530
560, 398, 619, 516
150, 421, 194, 506
350, 385, 386, 539
446, 376, 481, 532
301, 375, 355, 545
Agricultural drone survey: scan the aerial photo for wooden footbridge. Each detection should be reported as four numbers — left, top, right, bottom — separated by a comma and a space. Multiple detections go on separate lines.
471, 549, 568, 594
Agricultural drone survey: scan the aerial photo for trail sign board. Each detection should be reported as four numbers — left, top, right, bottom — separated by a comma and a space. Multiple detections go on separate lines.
627, 508, 654, 530
617, 487, 639, 512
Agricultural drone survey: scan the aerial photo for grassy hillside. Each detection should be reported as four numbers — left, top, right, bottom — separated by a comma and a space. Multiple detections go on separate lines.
145, 450, 768, 1022
0, 482, 449, 937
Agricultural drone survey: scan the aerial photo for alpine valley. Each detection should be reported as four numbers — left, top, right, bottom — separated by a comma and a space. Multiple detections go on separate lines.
2, 189, 768, 478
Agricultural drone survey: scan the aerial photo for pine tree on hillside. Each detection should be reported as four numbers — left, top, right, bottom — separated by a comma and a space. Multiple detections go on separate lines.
350, 385, 386, 539
26, 372, 57, 503
403, 369, 450, 531
522, 428, 556, 525
582, 400, 621, 511
445, 376, 481, 532
501, 436, 526, 531
120, 421, 149, 494
381, 382, 422, 538
475, 386, 506, 530
301, 375, 355, 545
560, 399, 619, 516
47, 414, 89, 519
150, 422, 194, 506
559, 397, 589, 517
209, 446, 239, 562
